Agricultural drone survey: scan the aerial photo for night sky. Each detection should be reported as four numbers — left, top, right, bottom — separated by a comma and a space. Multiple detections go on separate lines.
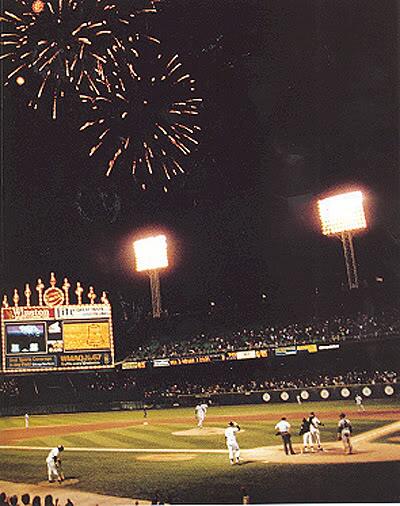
2, 0, 399, 318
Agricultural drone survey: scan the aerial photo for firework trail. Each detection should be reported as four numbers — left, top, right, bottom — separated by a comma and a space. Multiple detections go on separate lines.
80, 40, 202, 191
0, 0, 159, 118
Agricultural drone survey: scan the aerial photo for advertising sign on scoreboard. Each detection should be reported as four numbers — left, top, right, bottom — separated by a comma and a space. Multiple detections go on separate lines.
1, 274, 114, 373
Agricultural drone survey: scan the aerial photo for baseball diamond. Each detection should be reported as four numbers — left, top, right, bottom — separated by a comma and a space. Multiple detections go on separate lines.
0, 401, 399, 503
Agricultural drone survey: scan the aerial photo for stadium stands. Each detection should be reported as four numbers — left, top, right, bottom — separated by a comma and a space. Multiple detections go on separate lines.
0, 308, 398, 412
126, 309, 400, 361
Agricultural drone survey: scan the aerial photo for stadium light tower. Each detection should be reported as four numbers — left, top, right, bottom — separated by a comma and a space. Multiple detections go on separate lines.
318, 191, 367, 290
134, 235, 168, 318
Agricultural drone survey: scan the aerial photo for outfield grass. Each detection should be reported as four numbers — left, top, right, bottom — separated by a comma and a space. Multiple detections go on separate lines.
1, 398, 397, 430
0, 400, 399, 503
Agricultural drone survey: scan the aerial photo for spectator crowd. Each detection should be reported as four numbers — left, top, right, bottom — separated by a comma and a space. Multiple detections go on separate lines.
0, 492, 73, 506
142, 369, 398, 400
128, 309, 400, 361
0, 378, 19, 399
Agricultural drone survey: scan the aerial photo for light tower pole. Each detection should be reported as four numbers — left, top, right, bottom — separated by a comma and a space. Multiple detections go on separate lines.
148, 269, 162, 318
134, 235, 168, 318
318, 191, 367, 290
340, 230, 359, 289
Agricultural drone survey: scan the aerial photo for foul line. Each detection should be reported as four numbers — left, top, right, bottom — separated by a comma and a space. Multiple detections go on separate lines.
352, 420, 400, 444
0, 445, 226, 454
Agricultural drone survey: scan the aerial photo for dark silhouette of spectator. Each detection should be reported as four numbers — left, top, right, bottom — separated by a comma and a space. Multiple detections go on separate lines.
21, 495, 30, 506
241, 486, 250, 504
32, 497, 41, 506
151, 492, 163, 504
44, 496, 54, 506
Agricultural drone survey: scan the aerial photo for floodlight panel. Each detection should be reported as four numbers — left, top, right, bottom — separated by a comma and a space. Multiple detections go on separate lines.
134, 235, 168, 272
318, 191, 367, 235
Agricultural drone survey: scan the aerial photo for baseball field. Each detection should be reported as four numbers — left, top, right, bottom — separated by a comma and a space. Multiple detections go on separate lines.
0, 399, 399, 504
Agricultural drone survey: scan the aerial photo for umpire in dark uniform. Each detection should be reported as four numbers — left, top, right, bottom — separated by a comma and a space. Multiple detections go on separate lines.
275, 417, 296, 455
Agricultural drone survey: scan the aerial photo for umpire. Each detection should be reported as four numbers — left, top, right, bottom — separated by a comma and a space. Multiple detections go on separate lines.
275, 417, 296, 455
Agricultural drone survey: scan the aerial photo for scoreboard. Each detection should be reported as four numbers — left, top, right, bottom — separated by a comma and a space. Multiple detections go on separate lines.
1, 274, 114, 373
1, 304, 114, 372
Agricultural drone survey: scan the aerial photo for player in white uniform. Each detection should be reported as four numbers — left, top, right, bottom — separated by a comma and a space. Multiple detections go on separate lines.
195, 403, 208, 428
225, 421, 241, 465
308, 412, 324, 451
355, 394, 365, 412
24, 413, 29, 429
337, 413, 353, 454
46, 445, 64, 483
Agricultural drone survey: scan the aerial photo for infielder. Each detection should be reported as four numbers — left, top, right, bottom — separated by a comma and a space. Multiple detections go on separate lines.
46, 445, 64, 483
195, 403, 208, 428
25, 413, 29, 429
225, 421, 241, 465
299, 417, 313, 452
308, 412, 324, 451
337, 413, 353, 454
355, 394, 365, 412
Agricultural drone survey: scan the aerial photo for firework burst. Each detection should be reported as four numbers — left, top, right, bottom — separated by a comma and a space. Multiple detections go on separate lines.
80, 41, 202, 191
0, 0, 157, 118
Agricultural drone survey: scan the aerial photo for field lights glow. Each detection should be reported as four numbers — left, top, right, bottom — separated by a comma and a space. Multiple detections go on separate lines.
318, 191, 367, 235
134, 235, 168, 272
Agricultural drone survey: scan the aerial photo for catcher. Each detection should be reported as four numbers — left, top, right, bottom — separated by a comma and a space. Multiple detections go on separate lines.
337, 413, 353, 454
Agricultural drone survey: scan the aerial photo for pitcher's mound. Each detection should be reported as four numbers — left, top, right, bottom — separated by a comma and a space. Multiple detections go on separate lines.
173, 427, 227, 436
38, 479, 79, 486
136, 454, 197, 462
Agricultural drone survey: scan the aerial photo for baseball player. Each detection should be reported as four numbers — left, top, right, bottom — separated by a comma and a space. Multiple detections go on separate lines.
195, 403, 208, 428
355, 394, 365, 412
337, 413, 353, 454
308, 412, 324, 451
46, 445, 64, 483
296, 394, 302, 405
275, 417, 295, 455
299, 417, 313, 452
225, 421, 241, 465
24, 413, 29, 429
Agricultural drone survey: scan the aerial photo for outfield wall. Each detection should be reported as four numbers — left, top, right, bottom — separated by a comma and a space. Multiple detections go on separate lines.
171, 382, 399, 407
0, 382, 398, 416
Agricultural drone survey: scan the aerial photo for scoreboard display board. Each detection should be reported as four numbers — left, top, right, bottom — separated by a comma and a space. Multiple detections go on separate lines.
1, 304, 114, 372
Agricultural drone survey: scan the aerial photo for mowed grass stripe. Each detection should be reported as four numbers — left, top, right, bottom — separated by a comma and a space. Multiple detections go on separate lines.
111, 427, 198, 449
19, 433, 102, 448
